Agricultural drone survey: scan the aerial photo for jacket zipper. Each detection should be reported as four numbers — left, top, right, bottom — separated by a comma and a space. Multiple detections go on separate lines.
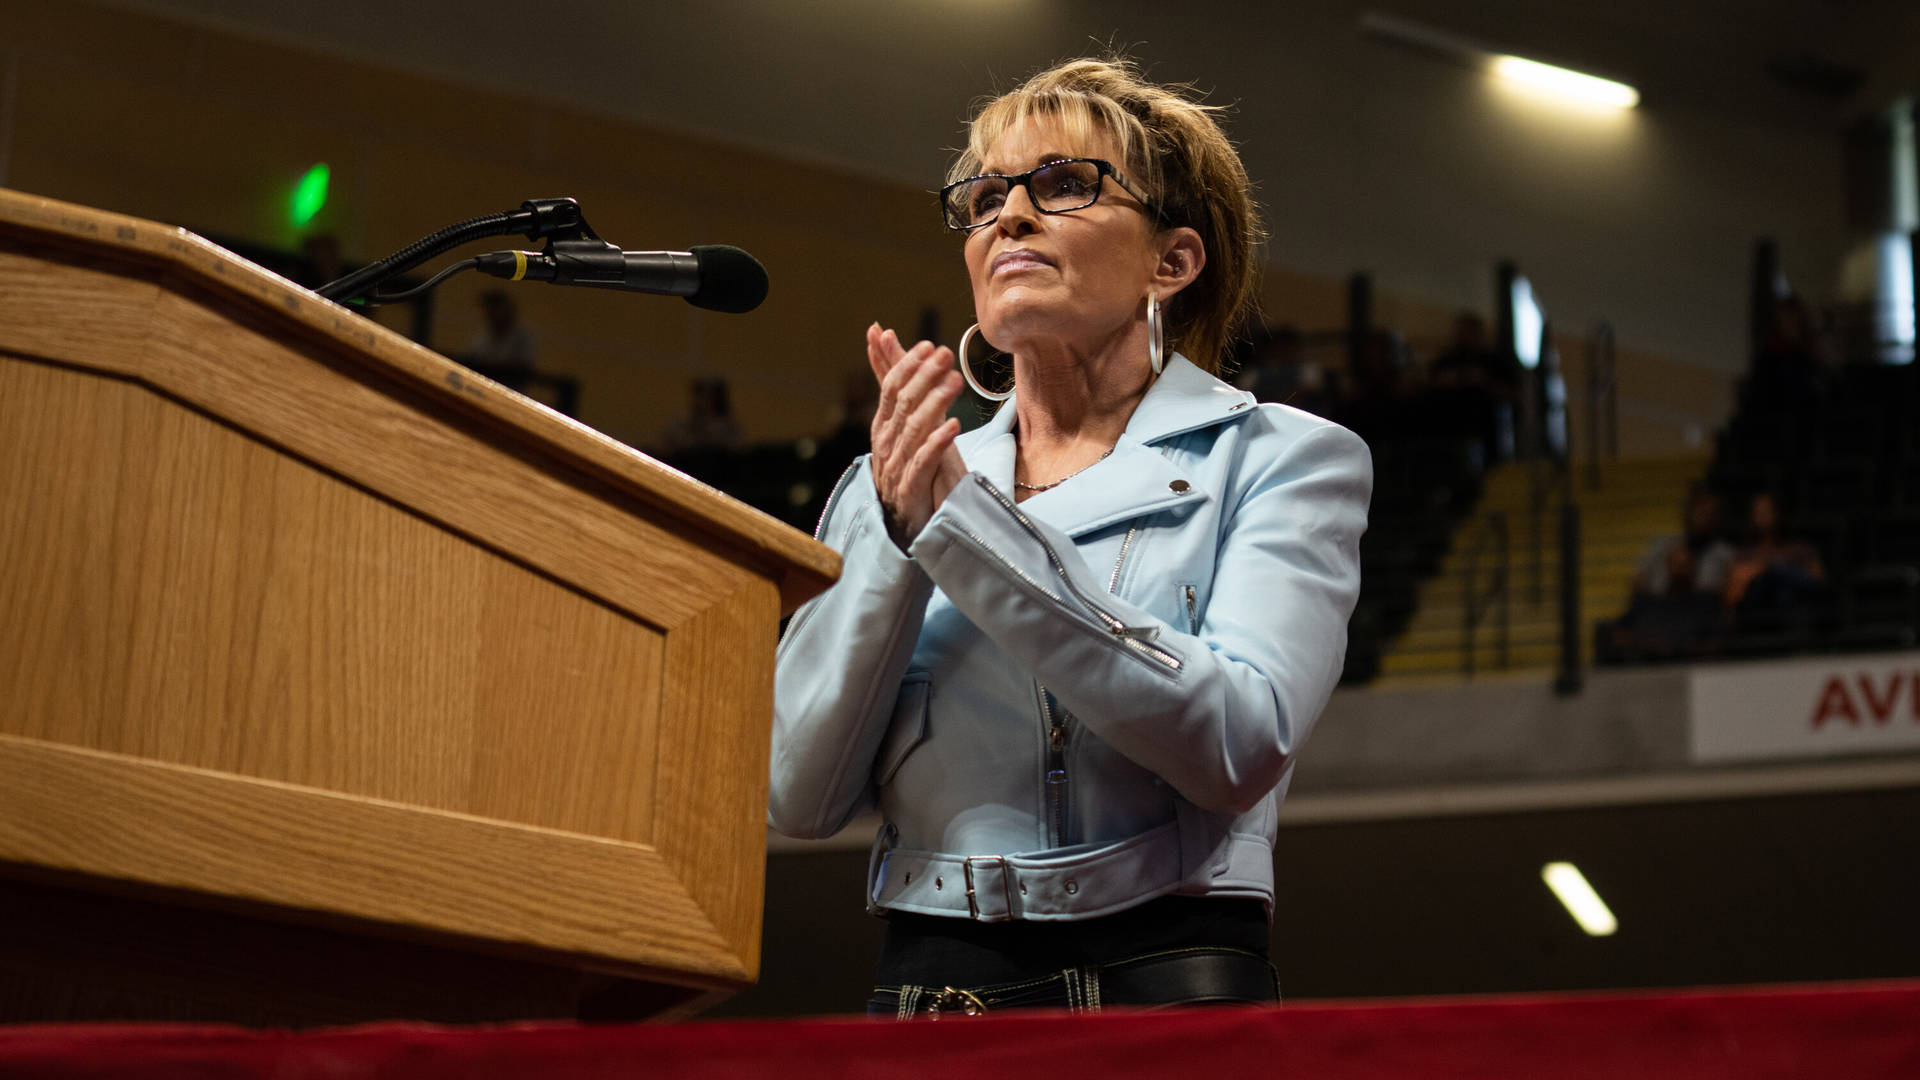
1184, 585, 1199, 634
972, 477, 1182, 671
1040, 522, 1153, 849
775, 459, 864, 660
1039, 685, 1069, 848
812, 460, 862, 541
1107, 525, 1140, 595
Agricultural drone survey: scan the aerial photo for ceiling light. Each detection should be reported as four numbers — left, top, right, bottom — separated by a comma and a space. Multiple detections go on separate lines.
1542, 861, 1618, 936
1361, 12, 1640, 111
1491, 56, 1640, 110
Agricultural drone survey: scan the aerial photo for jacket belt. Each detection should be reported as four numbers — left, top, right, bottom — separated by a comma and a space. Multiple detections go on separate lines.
869, 820, 1196, 922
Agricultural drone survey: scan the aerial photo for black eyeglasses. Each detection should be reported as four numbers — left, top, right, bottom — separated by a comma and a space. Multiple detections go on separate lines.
940, 158, 1160, 232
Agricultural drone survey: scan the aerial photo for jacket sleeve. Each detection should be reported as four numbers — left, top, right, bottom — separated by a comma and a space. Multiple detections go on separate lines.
767, 457, 936, 839
907, 423, 1371, 815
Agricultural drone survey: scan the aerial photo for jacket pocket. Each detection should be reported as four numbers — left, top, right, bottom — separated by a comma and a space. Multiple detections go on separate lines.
873, 671, 932, 788
1178, 583, 1201, 634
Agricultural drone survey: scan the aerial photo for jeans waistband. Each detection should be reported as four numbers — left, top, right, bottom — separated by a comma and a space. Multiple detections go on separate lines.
869, 947, 1279, 1018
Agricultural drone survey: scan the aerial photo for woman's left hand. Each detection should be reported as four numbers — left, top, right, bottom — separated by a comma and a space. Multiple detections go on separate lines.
866, 323, 968, 547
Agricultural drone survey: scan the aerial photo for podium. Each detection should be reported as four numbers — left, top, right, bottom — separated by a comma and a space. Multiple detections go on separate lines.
0, 190, 839, 1024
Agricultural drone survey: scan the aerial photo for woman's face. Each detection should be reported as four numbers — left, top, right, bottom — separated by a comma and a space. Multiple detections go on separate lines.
963, 116, 1163, 358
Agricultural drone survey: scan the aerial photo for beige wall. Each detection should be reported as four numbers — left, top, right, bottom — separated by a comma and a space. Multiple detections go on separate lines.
0, 1, 1732, 456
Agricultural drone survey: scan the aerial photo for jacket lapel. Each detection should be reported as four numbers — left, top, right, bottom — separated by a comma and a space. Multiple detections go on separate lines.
955, 356, 1257, 539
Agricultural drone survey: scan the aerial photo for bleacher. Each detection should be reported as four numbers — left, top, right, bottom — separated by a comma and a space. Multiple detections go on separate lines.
1700, 360, 1920, 655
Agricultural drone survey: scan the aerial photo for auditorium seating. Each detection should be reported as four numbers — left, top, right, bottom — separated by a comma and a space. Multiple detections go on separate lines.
1615, 360, 1920, 660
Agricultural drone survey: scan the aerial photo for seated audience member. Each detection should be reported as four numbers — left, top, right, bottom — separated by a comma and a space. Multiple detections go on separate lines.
1634, 488, 1735, 598
463, 290, 537, 374
658, 376, 744, 457
1724, 491, 1827, 637
1605, 544, 1726, 660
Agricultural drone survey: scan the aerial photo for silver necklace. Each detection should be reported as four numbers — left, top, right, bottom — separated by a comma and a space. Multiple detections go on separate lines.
1014, 447, 1115, 492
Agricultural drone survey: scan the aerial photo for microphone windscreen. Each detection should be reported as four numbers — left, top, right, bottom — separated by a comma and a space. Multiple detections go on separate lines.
688, 245, 769, 313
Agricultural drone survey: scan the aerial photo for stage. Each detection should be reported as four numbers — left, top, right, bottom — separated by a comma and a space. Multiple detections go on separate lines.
3, 980, 1915, 1079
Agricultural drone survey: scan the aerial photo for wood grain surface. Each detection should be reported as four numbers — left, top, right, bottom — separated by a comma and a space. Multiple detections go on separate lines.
0, 188, 837, 1007
0, 736, 743, 983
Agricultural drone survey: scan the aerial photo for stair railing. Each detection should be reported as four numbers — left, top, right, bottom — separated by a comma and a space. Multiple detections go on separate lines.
1461, 510, 1511, 677
1585, 320, 1617, 492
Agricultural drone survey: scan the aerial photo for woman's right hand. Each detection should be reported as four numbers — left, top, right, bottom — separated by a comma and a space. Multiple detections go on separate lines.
866, 323, 966, 547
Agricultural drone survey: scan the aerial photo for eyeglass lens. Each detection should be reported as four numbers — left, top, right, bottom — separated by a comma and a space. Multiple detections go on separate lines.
947, 160, 1105, 229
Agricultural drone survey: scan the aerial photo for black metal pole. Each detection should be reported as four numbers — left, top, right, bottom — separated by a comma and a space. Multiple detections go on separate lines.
1554, 501, 1583, 696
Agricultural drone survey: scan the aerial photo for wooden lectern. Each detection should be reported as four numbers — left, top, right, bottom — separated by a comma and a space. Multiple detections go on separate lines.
0, 189, 839, 1024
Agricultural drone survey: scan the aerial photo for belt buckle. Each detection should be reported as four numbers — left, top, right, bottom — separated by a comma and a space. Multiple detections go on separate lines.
962, 855, 1014, 922
928, 986, 988, 1019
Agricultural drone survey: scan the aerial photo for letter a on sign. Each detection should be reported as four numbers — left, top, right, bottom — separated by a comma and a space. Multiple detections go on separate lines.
1811, 676, 1858, 728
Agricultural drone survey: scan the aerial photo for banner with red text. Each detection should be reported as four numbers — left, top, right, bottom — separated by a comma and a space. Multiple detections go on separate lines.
1689, 650, 1920, 764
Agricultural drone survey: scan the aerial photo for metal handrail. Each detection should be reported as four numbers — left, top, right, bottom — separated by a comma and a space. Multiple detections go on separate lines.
1461, 510, 1511, 677
1585, 320, 1617, 491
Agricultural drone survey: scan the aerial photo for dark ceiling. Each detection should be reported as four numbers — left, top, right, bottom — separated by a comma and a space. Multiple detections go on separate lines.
107, 0, 1920, 188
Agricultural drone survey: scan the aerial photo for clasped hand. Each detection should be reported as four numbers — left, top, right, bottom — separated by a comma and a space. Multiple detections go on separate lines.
866, 323, 968, 548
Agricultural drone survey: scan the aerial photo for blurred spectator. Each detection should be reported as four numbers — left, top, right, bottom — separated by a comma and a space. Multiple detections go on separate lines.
464, 290, 537, 374
813, 370, 879, 481
1634, 488, 1736, 598
1337, 330, 1409, 447
1237, 324, 1336, 416
1725, 491, 1828, 636
659, 376, 744, 456
1425, 311, 1518, 466
1748, 295, 1824, 408
1603, 544, 1726, 661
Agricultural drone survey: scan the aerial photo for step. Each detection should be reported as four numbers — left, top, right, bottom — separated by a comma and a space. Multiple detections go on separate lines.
1390, 623, 1565, 652
1378, 641, 1578, 676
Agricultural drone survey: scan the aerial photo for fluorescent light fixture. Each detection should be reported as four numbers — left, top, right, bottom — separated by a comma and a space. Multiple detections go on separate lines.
1542, 861, 1617, 936
1491, 55, 1639, 109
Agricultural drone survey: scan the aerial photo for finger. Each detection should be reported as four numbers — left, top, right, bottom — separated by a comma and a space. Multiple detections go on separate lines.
888, 356, 958, 457
884, 367, 962, 487
872, 340, 933, 439
872, 341, 939, 482
899, 416, 963, 509
865, 323, 889, 383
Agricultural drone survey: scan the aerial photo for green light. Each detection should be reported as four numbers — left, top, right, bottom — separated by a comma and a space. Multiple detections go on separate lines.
290, 163, 330, 228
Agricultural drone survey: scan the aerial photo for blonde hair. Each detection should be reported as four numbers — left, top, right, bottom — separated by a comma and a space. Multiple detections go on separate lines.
951, 57, 1263, 373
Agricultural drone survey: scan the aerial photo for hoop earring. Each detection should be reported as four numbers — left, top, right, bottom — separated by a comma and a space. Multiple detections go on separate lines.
957, 323, 1011, 401
1147, 293, 1165, 375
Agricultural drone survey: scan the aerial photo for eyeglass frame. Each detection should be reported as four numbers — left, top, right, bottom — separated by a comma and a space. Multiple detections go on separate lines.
940, 157, 1164, 232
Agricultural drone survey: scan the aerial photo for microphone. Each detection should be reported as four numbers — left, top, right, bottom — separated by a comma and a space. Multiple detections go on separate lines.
475, 244, 768, 313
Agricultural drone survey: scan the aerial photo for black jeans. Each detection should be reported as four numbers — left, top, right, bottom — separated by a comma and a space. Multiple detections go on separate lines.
868, 945, 1279, 1017
868, 896, 1277, 1017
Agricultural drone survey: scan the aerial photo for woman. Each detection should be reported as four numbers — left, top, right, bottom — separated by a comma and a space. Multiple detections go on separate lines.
1724, 491, 1826, 638
769, 58, 1371, 1015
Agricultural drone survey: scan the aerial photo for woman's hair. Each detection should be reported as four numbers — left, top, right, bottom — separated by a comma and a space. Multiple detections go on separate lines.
951, 57, 1263, 373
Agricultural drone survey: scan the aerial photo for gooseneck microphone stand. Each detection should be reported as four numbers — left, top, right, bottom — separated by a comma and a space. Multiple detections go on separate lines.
316, 197, 587, 305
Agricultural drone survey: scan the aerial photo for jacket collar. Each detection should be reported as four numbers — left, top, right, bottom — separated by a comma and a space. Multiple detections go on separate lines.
956, 354, 1256, 538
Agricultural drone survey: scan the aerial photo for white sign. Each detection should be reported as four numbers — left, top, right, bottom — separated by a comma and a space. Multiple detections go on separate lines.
1690, 650, 1920, 764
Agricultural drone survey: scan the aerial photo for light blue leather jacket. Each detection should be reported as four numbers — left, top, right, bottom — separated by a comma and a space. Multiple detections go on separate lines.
769, 356, 1371, 922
